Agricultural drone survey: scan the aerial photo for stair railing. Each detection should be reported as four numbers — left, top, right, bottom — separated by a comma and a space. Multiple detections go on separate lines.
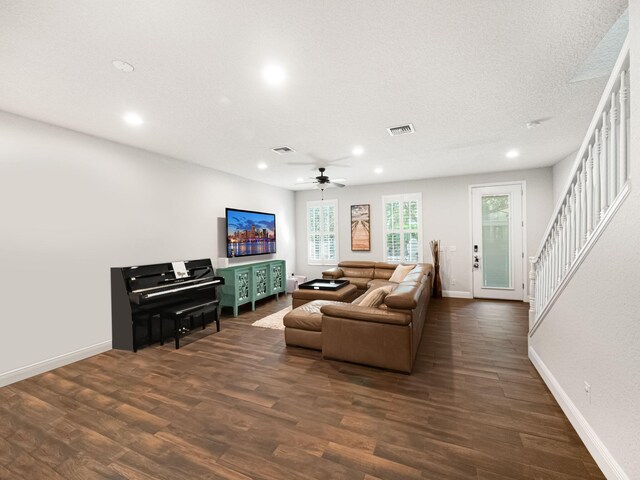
529, 36, 631, 334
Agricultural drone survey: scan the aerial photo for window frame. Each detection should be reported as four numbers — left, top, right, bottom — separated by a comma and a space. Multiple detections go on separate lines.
382, 193, 423, 264
306, 199, 339, 266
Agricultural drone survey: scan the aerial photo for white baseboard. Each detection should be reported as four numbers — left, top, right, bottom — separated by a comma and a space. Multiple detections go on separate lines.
442, 290, 473, 299
0, 340, 112, 388
528, 346, 629, 480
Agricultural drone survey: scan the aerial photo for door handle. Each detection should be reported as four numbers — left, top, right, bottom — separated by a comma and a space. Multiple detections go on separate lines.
473, 255, 480, 269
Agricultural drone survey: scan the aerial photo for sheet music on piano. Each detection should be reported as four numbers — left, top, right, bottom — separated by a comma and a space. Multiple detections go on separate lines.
172, 261, 189, 279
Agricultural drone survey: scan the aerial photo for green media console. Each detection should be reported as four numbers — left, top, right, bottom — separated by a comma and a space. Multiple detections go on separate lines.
217, 260, 286, 317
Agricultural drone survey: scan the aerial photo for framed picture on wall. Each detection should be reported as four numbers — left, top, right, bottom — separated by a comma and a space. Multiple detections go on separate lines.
351, 204, 370, 251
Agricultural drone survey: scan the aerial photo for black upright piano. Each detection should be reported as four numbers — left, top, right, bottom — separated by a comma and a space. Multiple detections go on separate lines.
111, 258, 224, 351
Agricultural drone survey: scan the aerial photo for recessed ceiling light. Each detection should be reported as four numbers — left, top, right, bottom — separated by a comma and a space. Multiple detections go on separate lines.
296, 177, 304, 182
374, 167, 383, 174
258, 162, 268, 170
352, 146, 364, 156
506, 149, 520, 159
123, 112, 143, 126
112, 60, 134, 72
262, 64, 286, 87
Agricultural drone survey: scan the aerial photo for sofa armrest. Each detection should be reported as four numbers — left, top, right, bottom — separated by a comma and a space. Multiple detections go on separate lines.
322, 267, 344, 279
320, 304, 411, 326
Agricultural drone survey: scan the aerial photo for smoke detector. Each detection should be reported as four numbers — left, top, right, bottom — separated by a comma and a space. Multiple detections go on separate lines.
387, 123, 415, 136
271, 146, 296, 154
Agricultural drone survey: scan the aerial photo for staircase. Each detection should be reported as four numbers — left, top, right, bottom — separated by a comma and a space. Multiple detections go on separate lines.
528, 36, 631, 335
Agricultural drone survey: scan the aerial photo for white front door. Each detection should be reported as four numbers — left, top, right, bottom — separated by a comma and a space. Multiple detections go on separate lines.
471, 184, 524, 300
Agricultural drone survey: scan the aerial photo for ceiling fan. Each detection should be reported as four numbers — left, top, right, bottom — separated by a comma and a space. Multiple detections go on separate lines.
297, 168, 346, 195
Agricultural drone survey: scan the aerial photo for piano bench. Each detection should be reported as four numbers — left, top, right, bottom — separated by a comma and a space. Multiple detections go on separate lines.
160, 299, 220, 349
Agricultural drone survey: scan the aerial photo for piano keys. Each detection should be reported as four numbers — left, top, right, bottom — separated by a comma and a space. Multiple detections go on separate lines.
111, 258, 224, 351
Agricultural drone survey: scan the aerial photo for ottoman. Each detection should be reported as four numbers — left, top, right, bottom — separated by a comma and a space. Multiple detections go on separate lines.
291, 283, 358, 309
284, 300, 338, 350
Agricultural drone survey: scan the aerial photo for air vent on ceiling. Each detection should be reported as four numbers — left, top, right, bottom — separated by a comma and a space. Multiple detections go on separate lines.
387, 123, 415, 136
271, 145, 296, 154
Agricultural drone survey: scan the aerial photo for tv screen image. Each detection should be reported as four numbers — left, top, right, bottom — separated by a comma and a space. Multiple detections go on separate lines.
226, 208, 276, 258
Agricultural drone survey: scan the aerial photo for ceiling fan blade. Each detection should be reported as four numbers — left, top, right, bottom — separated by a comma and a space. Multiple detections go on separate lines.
330, 182, 346, 188
307, 153, 352, 165
331, 178, 347, 182
286, 161, 316, 166
326, 155, 352, 164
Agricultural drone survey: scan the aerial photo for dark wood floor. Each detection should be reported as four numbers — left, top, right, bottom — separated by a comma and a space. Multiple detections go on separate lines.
0, 297, 603, 479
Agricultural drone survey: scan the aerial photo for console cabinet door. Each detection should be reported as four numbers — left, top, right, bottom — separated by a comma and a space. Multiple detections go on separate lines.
252, 265, 269, 301
235, 269, 251, 303
270, 262, 284, 294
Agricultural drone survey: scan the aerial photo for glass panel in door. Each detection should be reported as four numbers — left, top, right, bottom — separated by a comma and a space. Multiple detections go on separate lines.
481, 195, 511, 288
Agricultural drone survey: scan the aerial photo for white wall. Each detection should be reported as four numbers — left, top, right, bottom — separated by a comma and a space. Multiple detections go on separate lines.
0, 111, 295, 385
552, 150, 578, 205
529, 8, 640, 478
295, 168, 553, 298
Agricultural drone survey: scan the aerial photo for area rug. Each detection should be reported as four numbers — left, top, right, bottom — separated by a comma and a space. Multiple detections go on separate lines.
251, 306, 291, 330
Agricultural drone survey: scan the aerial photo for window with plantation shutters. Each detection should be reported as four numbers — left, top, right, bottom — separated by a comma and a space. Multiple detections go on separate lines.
383, 193, 423, 263
307, 199, 339, 265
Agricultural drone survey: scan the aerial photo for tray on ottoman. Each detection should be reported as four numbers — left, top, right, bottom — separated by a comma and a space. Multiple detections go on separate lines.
292, 282, 358, 309
298, 279, 350, 291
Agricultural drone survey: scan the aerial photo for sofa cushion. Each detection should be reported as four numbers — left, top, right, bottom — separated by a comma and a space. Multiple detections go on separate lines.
373, 262, 397, 279
367, 279, 397, 290
341, 267, 374, 278
339, 261, 375, 268
389, 264, 415, 283
341, 276, 370, 291
359, 285, 394, 308
283, 300, 338, 331
384, 283, 423, 310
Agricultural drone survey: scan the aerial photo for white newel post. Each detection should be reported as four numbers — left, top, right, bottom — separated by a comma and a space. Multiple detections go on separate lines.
609, 92, 618, 202
529, 257, 537, 328
600, 112, 609, 217
619, 70, 628, 186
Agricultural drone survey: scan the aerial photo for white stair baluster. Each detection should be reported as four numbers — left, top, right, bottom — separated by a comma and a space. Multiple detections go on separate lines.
560, 206, 566, 279
551, 229, 556, 291
600, 112, 609, 216
575, 173, 582, 255
619, 70, 628, 186
580, 160, 587, 245
592, 131, 601, 226
609, 92, 618, 202
586, 146, 594, 238
570, 184, 576, 263
564, 193, 573, 270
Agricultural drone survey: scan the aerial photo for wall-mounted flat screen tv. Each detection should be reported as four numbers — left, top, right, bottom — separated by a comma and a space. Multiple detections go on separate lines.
226, 208, 276, 258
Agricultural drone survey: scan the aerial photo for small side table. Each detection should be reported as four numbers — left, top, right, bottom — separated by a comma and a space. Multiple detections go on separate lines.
286, 275, 307, 293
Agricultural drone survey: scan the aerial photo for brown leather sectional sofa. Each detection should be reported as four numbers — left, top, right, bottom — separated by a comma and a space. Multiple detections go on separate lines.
284, 261, 433, 373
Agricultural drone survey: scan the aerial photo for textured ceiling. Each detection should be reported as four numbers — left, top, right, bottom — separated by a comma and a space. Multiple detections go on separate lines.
0, 1, 628, 190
